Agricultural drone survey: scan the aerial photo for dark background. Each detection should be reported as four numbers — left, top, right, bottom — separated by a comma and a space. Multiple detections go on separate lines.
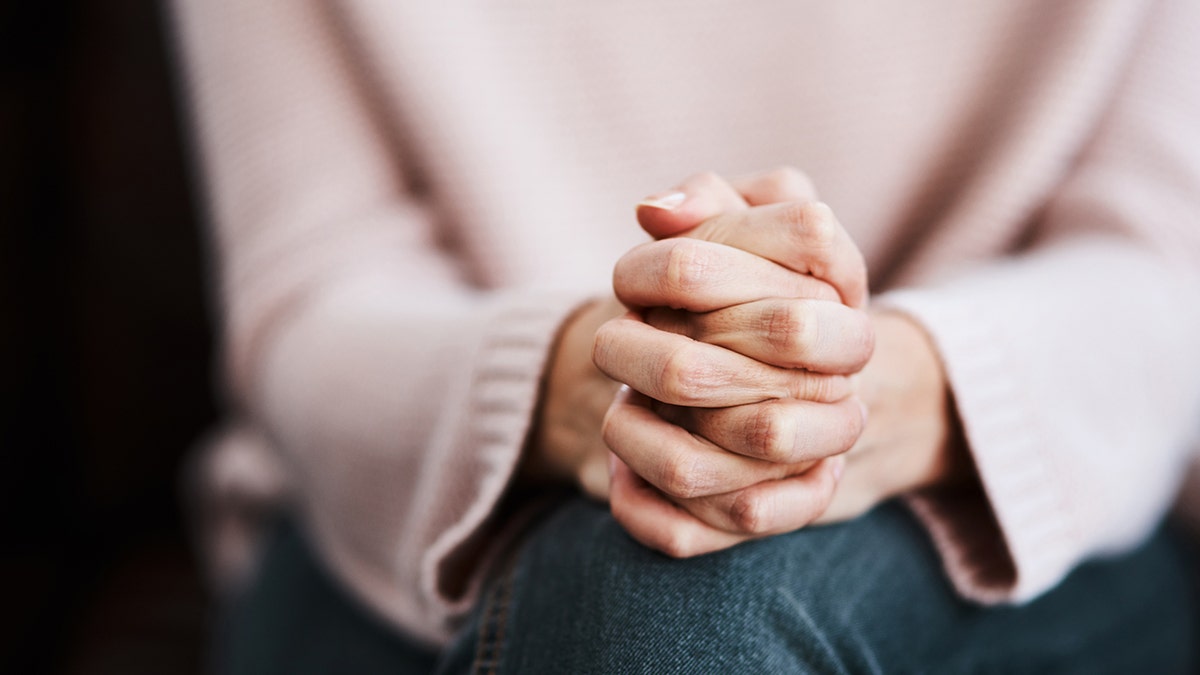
2, 1, 217, 672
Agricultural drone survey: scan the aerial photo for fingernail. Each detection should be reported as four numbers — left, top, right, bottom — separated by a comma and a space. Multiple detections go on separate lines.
638, 191, 687, 211
832, 456, 846, 481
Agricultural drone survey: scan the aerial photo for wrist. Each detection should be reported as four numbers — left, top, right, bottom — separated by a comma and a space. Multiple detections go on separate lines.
520, 296, 624, 497
857, 311, 971, 495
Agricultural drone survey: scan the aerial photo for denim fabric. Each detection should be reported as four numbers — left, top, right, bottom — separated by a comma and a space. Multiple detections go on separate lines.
436, 499, 1197, 674
216, 520, 440, 675
222, 502, 1198, 674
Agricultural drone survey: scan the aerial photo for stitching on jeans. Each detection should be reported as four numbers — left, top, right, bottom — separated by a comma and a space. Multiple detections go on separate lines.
490, 568, 514, 675
472, 560, 517, 675
471, 582, 498, 675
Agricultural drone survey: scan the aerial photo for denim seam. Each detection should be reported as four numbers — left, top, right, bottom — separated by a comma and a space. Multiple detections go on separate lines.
471, 560, 517, 675
492, 566, 513, 674
470, 586, 497, 675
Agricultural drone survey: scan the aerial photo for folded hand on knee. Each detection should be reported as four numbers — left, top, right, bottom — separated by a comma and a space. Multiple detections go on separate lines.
597, 168, 968, 557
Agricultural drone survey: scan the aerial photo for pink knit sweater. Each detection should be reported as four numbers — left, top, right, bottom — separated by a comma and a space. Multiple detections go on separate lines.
173, 0, 1200, 646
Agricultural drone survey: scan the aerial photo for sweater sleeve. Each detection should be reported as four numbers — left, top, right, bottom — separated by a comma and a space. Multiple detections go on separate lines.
171, 0, 590, 643
877, 0, 1200, 604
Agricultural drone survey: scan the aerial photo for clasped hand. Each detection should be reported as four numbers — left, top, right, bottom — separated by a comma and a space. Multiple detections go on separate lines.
527, 167, 961, 557
595, 168, 874, 556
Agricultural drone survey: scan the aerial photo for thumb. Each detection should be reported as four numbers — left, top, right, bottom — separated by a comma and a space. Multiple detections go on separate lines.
635, 171, 749, 239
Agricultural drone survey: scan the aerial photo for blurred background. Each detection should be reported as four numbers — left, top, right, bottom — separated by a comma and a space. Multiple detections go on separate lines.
2, 1, 216, 672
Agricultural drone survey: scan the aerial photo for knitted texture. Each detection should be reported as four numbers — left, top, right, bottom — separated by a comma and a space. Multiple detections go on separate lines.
172, 0, 1200, 644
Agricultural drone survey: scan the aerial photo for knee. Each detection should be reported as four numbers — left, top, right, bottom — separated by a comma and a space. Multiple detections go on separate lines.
496, 499, 932, 673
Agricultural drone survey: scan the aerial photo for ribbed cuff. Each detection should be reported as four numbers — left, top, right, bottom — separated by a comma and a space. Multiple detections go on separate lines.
877, 287, 1081, 604
420, 288, 598, 630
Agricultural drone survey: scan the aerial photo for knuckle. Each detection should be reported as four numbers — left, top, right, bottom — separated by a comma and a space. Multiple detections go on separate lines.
767, 166, 815, 198
831, 403, 865, 456
762, 301, 801, 353
591, 321, 619, 371
660, 344, 715, 405
849, 313, 876, 369
843, 409, 866, 452
804, 202, 840, 248
612, 244, 650, 300
782, 201, 838, 252
730, 490, 773, 535
663, 239, 712, 298
779, 201, 810, 229
660, 450, 705, 498
746, 404, 796, 462
599, 402, 621, 449
762, 300, 817, 364
659, 529, 699, 559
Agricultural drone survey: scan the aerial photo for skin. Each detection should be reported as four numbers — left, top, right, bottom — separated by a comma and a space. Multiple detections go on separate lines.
525, 167, 969, 557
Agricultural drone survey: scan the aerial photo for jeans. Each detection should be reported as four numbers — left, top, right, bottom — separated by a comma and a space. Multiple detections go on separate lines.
221, 499, 1198, 674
